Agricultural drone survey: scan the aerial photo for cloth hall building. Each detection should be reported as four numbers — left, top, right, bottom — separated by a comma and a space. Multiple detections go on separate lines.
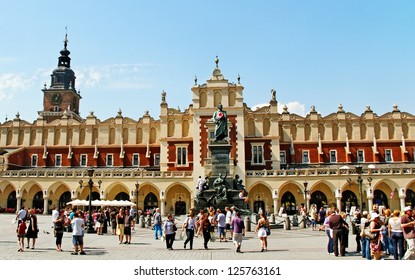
1, 35, 415, 216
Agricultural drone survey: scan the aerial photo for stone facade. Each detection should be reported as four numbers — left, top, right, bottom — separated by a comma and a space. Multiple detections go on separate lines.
0, 38, 415, 215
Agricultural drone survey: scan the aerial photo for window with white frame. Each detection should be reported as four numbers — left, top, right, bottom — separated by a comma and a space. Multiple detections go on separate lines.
280, 151, 286, 164
31, 154, 38, 167
302, 150, 310, 164
55, 154, 62, 167
330, 150, 337, 163
132, 153, 140, 167
154, 153, 160, 166
176, 145, 188, 166
80, 154, 87, 167
252, 143, 264, 165
385, 149, 393, 162
357, 150, 365, 163
106, 154, 114, 167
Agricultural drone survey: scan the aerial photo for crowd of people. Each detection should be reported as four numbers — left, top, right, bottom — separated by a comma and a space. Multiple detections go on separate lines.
318, 204, 415, 260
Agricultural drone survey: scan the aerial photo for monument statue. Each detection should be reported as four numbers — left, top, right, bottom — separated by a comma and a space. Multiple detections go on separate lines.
211, 103, 228, 142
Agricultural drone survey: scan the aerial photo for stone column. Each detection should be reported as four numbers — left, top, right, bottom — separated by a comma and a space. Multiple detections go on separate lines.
43, 196, 49, 215
16, 194, 22, 214
160, 198, 166, 216
335, 188, 342, 211
399, 187, 406, 211
367, 189, 374, 212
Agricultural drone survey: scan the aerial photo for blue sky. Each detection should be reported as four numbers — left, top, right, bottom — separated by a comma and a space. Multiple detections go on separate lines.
0, 1, 414, 122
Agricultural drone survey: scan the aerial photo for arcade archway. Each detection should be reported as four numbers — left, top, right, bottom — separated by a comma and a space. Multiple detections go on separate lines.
310, 191, 328, 211
281, 191, 296, 215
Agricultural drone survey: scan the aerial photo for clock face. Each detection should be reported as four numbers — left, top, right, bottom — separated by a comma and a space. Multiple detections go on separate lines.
52, 93, 62, 105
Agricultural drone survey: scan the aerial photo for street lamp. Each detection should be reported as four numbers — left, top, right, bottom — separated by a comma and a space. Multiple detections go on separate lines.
355, 165, 364, 211
79, 167, 97, 234
303, 181, 310, 212
135, 182, 140, 223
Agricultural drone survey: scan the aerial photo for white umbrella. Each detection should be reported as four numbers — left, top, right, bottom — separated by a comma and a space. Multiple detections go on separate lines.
67, 199, 89, 206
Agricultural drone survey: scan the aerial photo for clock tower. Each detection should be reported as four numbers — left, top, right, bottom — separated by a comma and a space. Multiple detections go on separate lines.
39, 32, 82, 122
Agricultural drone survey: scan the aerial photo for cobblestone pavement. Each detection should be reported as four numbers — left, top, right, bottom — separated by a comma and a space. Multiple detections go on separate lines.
0, 214, 368, 260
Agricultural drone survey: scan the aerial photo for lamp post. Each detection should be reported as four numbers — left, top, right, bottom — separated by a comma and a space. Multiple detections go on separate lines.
135, 182, 140, 223
303, 181, 310, 212
355, 165, 364, 211
80, 167, 96, 233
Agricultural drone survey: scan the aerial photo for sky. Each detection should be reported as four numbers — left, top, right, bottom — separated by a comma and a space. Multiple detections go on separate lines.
0, 1, 414, 122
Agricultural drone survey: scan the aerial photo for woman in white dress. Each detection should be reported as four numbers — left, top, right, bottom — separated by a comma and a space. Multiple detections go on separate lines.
255, 213, 269, 252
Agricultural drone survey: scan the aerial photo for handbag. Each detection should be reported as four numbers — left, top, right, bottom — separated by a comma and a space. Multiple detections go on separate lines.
172, 224, 177, 232
265, 226, 271, 236
363, 227, 375, 239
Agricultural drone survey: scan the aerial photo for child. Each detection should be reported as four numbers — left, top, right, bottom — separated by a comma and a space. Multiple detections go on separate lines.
17, 221, 26, 252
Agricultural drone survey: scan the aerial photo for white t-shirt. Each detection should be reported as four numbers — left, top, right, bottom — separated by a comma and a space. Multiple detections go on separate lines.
52, 209, 59, 221
17, 209, 27, 220
217, 213, 226, 227
71, 217, 85, 236
225, 211, 232, 224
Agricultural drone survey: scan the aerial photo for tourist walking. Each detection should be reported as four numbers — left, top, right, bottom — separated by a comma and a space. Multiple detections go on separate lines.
17, 219, 26, 252
323, 209, 334, 255
25, 208, 38, 250
116, 208, 125, 244
369, 213, 383, 260
388, 209, 404, 260
401, 206, 415, 260
110, 208, 117, 235
360, 211, 371, 260
183, 209, 196, 250
197, 212, 211, 249
163, 214, 176, 250
216, 209, 226, 242
231, 210, 245, 253
153, 208, 163, 240
255, 212, 269, 252
95, 209, 104, 235
15, 206, 27, 227
53, 210, 65, 252
71, 210, 86, 255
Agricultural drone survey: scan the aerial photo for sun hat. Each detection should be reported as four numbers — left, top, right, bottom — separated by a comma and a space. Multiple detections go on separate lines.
403, 206, 412, 212
370, 213, 379, 221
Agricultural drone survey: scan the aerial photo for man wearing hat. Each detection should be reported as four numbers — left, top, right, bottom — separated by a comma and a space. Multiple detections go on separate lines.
401, 206, 415, 260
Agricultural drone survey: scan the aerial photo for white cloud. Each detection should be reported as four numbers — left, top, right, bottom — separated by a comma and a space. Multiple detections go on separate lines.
251, 101, 306, 116
75, 63, 155, 90
0, 73, 36, 101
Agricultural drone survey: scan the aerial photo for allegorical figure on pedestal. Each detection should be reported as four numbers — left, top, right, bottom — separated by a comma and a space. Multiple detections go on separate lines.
211, 103, 228, 142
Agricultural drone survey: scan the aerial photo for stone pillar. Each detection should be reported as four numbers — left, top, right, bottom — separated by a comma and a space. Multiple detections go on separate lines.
367, 190, 374, 212
43, 196, 49, 215
273, 197, 279, 215
399, 188, 406, 211
335, 188, 342, 211
16, 195, 22, 214
160, 198, 166, 216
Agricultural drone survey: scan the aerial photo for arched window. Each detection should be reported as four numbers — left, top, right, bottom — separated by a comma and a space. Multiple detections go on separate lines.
304, 124, 311, 141
6, 130, 13, 146
59, 191, 71, 210
79, 128, 86, 145
115, 192, 130, 201
214, 91, 222, 107
92, 128, 99, 145
18, 130, 24, 146
248, 119, 255, 136
281, 191, 296, 215
30, 130, 36, 146
405, 189, 415, 208
228, 91, 236, 107
7, 191, 17, 209
168, 120, 175, 137
54, 129, 61, 145
42, 129, 48, 145
109, 128, 115, 145
388, 123, 395, 140
346, 123, 353, 139
360, 124, 367, 140
199, 92, 207, 108
123, 128, 129, 144
402, 123, 409, 139
182, 120, 189, 138
290, 124, 297, 141
374, 123, 381, 139
150, 127, 157, 144
67, 129, 73, 145
318, 124, 325, 140
332, 123, 339, 141
136, 128, 143, 144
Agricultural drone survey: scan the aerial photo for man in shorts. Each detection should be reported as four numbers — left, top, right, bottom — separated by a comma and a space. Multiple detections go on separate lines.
216, 209, 226, 242
71, 211, 86, 255
225, 206, 232, 240
231, 210, 245, 253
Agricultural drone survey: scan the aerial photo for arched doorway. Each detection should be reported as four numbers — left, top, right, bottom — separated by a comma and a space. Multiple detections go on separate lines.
253, 200, 265, 214
281, 191, 296, 215
115, 192, 130, 201
341, 190, 358, 212
310, 191, 328, 211
405, 189, 415, 208
32, 191, 44, 210
7, 191, 17, 209
373, 190, 389, 208
59, 191, 71, 210
175, 201, 186, 215
144, 192, 158, 212
87, 191, 101, 201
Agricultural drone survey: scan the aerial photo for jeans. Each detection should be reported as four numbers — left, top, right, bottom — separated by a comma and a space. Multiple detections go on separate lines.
165, 232, 175, 249
391, 231, 404, 260
361, 237, 371, 260
154, 224, 162, 239
184, 228, 194, 249
325, 229, 333, 253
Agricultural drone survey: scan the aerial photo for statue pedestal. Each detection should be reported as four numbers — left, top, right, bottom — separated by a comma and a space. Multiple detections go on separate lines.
209, 141, 232, 177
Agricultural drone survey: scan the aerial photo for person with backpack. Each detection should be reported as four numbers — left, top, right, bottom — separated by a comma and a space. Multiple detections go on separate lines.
54, 210, 65, 252
17, 219, 26, 252
153, 208, 162, 240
